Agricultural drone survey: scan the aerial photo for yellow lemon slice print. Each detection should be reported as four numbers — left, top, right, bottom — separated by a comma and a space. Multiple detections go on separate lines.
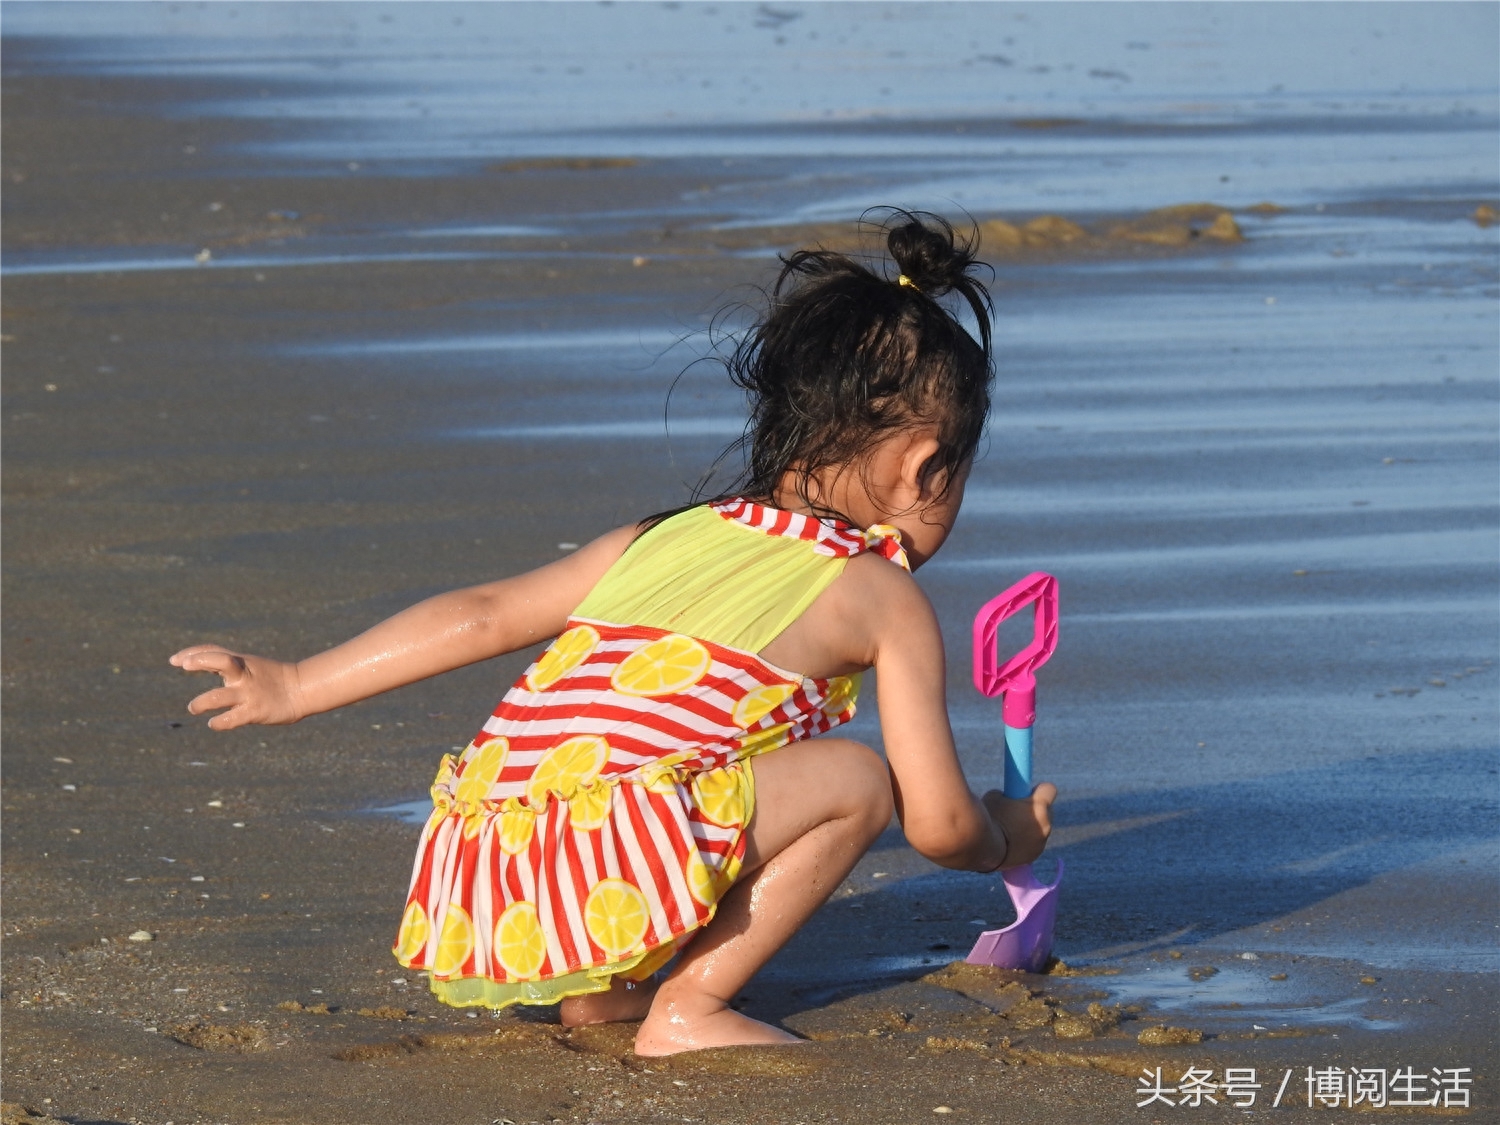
821, 674, 858, 717
684, 851, 729, 907
584, 878, 651, 956
610, 634, 712, 697
432, 905, 474, 976
526, 735, 610, 806
454, 736, 509, 803
731, 682, 798, 729
525, 624, 600, 693
499, 800, 536, 855
395, 900, 429, 963
643, 750, 695, 794
569, 779, 614, 832
468, 735, 511, 780
692, 766, 748, 828
494, 901, 547, 979
738, 721, 792, 758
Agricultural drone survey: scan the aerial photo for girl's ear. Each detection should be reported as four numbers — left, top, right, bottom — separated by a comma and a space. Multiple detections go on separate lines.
896, 432, 945, 504
917, 453, 946, 493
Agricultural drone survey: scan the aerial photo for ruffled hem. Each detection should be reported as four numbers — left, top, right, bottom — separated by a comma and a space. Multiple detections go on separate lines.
420, 922, 689, 1010
426, 950, 648, 1010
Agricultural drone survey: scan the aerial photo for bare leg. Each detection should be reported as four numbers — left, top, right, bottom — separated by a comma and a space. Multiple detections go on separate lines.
560, 973, 658, 1027
634, 738, 893, 1056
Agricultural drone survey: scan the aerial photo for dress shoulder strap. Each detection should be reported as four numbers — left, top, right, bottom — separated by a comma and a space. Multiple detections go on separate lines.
710, 498, 910, 571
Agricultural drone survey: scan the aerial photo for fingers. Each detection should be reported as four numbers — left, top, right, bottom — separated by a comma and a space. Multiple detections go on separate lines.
981, 783, 1056, 817
170, 644, 231, 667
189, 687, 258, 730
171, 647, 247, 676
980, 780, 1059, 869
188, 688, 261, 730
206, 706, 249, 732
1030, 782, 1057, 838
173, 646, 294, 730
186, 686, 241, 716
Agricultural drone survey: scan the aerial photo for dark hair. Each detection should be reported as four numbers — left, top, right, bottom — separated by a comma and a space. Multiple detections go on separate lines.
674, 209, 994, 528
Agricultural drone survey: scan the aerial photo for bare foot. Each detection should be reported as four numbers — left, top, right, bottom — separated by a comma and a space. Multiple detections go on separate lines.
634, 987, 803, 1056
560, 975, 657, 1027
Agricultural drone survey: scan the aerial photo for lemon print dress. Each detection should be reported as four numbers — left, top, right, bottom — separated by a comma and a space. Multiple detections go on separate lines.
394, 498, 910, 1009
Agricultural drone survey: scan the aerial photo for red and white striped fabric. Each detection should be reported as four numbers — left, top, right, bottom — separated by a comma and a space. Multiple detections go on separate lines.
711, 497, 911, 571
393, 500, 905, 1006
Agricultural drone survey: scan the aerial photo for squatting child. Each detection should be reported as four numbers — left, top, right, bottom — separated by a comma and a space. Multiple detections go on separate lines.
172, 211, 1057, 1056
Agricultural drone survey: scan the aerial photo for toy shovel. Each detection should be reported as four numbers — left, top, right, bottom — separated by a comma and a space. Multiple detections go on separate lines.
966, 572, 1062, 973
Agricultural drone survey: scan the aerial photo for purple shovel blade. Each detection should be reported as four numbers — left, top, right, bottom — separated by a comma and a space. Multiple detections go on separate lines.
966, 858, 1064, 973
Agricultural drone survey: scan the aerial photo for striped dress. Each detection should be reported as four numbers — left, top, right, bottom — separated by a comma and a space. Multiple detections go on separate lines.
394, 498, 909, 1009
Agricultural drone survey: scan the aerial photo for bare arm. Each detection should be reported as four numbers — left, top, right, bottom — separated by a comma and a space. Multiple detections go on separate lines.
865, 562, 1055, 871
170, 524, 637, 730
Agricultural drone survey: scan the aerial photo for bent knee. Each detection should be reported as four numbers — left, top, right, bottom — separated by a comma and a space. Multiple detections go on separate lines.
818, 738, 895, 833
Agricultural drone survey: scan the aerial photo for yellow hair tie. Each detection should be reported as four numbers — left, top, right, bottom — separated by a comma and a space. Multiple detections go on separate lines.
897, 274, 919, 291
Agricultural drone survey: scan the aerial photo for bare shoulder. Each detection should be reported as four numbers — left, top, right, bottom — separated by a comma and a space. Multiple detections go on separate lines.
565, 522, 639, 580
767, 551, 937, 675
846, 552, 940, 642
840, 551, 934, 610
537, 522, 640, 611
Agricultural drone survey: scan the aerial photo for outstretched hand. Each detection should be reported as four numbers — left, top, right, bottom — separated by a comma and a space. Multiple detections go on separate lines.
981, 782, 1057, 870
169, 645, 304, 730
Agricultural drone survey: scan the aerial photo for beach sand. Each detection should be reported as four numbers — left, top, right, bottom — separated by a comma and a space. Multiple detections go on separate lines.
4, 55, 1496, 1125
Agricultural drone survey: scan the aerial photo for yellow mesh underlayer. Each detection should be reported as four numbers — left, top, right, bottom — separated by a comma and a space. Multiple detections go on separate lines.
573, 505, 846, 654
427, 950, 652, 1010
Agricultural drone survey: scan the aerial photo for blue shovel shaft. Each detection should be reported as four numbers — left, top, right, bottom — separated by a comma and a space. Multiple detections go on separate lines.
1003, 723, 1034, 800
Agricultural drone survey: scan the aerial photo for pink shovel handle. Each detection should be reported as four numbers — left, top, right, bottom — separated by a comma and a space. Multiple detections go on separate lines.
972, 572, 1059, 727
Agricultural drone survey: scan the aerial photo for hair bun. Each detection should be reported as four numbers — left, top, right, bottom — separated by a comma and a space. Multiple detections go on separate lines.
885, 211, 979, 298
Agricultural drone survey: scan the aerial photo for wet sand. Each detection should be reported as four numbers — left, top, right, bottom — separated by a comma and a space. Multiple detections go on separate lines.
4, 21, 1498, 1125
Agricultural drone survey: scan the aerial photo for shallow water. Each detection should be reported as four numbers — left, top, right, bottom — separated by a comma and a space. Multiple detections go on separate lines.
0, 248, 496, 276
6, 3, 1495, 149
6, 2, 1496, 996
1100, 963, 1403, 1032
370, 798, 434, 825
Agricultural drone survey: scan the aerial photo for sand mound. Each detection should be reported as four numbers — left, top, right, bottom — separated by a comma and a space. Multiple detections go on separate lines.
720, 203, 1249, 261
169, 1022, 269, 1052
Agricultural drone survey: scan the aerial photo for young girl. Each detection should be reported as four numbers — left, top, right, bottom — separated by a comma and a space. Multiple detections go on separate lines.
171, 211, 1056, 1057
